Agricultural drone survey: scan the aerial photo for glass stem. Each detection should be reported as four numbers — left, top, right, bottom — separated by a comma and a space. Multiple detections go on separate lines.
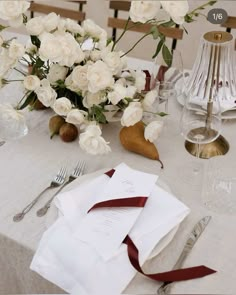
193, 138, 201, 174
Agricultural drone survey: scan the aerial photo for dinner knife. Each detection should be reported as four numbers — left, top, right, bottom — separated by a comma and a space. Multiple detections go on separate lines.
157, 216, 212, 295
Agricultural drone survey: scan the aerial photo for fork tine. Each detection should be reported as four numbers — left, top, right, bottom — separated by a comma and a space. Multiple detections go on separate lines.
76, 161, 85, 176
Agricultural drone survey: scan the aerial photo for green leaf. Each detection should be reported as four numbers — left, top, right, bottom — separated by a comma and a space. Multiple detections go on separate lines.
150, 26, 159, 40
91, 105, 107, 124
152, 38, 165, 59
35, 57, 44, 68
30, 36, 41, 48
209, 0, 217, 5
162, 44, 172, 67
19, 92, 37, 110
161, 20, 175, 27
0, 24, 8, 32
158, 112, 168, 117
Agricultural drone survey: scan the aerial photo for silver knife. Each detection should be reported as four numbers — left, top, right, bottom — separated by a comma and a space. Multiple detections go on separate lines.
157, 216, 212, 295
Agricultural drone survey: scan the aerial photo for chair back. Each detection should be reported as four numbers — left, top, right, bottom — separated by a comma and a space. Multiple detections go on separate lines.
108, 1, 184, 51
29, 1, 86, 22
221, 16, 236, 49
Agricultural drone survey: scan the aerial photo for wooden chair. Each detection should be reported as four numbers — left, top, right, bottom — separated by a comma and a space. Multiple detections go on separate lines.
29, 1, 86, 22
221, 16, 236, 49
108, 1, 184, 51
221, 16, 236, 33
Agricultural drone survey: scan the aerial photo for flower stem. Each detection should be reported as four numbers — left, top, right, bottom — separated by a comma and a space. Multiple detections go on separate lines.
112, 17, 130, 51
189, 1, 216, 16
120, 32, 152, 57
14, 67, 27, 76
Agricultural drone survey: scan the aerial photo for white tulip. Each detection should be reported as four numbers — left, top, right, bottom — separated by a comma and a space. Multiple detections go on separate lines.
53, 97, 72, 116
79, 125, 111, 155
121, 102, 143, 127
23, 75, 40, 91
129, 1, 161, 23
66, 109, 86, 125
87, 60, 114, 93
35, 79, 57, 107
160, 1, 189, 25
144, 120, 163, 142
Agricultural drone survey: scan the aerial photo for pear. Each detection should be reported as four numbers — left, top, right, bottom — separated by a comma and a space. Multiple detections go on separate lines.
59, 123, 78, 142
32, 99, 47, 110
119, 121, 164, 168
49, 115, 65, 139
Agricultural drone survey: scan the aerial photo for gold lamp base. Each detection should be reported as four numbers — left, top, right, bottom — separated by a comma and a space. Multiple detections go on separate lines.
185, 135, 229, 159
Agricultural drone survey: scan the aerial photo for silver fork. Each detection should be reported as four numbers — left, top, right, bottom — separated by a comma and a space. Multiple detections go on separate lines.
13, 167, 67, 222
36, 160, 85, 217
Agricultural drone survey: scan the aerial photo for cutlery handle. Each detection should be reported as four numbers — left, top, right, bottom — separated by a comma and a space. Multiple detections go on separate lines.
36, 181, 69, 217
157, 282, 172, 294
22, 186, 50, 214
13, 186, 51, 222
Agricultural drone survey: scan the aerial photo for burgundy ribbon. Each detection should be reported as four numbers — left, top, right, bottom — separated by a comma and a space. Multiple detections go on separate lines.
88, 169, 217, 283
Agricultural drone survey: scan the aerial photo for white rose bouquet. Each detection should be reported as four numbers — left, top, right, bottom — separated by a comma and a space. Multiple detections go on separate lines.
0, 0, 216, 155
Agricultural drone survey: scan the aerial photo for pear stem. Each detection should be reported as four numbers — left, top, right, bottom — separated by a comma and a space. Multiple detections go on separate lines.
158, 159, 164, 169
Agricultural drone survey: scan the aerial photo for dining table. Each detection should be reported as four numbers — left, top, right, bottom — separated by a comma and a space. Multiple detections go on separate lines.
0, 31, 236, 294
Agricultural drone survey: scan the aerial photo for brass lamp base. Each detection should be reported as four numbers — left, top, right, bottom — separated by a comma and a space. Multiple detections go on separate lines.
185, 135, 229, 159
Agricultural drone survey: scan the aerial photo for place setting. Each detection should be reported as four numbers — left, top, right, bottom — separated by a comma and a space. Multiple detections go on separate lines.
0, 0, 235, 294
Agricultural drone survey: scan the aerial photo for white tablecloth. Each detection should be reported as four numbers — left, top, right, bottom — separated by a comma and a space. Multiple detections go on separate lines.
0, 32, 236, 294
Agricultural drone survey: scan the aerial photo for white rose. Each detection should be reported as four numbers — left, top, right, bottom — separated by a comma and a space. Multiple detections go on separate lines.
65, 18, 84, 35
53, 97, 72, 116
102, 51, 125, 75
83, 91, 107, 108
142, 89, 158, 111
0, 1, 30, 27
160, 1, 189, 24
71, 65, 89, 91
47, 64, 68, 85
65, 74, 79, 92
35, 79, 57, 107
39, 32, 63, 62
23, 75, 40, 91
43, 12, 60, 32
0, 48, 14, 77
87, 60, 114, 93
132, 70, 146, 92
83, 19, 107, 42
39, 32, 85, 67
8, 39, 25, 60
129, 1, 161, 23
90, 50, 101, 62
26, 16, 44, 36
121, 102, 143, 127
144, 120, 164, 142
66, 109, 86, 125
79, 125, 111, 155
108, 84, 127, 105
126, 86, 137, 98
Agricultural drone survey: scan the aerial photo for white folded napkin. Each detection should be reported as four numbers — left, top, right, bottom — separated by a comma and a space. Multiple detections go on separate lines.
31, 163, 190, 295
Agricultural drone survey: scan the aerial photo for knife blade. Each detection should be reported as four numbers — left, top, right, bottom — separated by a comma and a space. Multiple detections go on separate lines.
157, 216, 212, 295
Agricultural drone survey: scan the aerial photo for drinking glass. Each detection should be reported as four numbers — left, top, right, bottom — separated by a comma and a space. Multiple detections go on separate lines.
180, 86, 222, 175
0, 104, 28, 142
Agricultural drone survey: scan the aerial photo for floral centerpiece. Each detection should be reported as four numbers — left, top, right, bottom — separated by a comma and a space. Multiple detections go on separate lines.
0, 0, 216, 156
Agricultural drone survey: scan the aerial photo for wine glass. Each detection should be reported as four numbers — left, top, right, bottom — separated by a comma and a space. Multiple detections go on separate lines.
180, 86, 222, 177
0, 104, 28, 143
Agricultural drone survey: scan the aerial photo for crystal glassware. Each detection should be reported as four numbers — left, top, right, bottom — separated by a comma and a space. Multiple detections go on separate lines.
0, 104, 28, 141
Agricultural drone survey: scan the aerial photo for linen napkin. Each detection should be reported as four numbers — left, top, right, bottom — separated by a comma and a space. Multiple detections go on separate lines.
31, 163, 190, 295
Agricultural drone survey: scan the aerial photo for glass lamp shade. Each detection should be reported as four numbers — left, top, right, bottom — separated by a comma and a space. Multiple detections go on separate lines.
185, 31, 236, 108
